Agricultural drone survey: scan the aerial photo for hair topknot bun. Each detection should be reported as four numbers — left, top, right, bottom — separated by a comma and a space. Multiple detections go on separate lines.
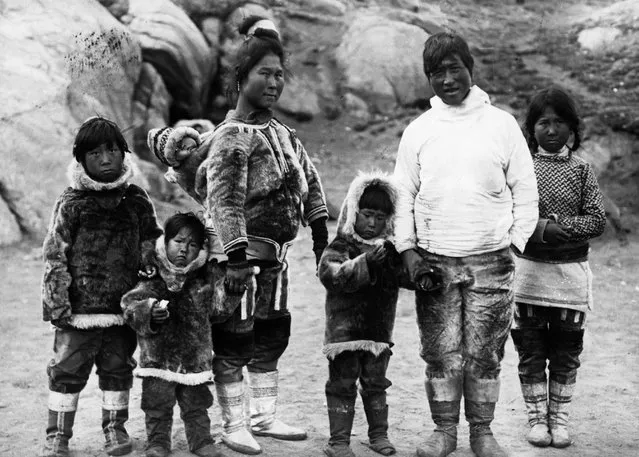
238, 15, 280, 40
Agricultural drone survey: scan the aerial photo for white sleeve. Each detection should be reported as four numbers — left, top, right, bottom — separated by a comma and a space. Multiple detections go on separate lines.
393, 125, 421, 253
505, 118, 539, 252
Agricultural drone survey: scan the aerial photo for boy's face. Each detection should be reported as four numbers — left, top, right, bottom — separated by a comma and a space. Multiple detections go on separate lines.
428, 54, 472, 106
166, 227, 202, 267
534, 106, 571, 153
83, 142, 124, 182
355, 208, 388, 240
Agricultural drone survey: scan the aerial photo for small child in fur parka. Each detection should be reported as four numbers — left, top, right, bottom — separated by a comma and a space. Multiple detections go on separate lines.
121, 213, 224, 457
41, 117, 162, 457
319, 172, 415, 457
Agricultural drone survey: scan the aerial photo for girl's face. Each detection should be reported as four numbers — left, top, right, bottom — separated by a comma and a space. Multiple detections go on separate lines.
166, 227, 201, 267
534, 106, 571, 153
355, 208, 388, 240
83, 142, 124, 182
239, 53, 284, 111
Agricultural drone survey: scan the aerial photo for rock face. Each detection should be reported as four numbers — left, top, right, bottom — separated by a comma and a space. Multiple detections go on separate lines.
0, 0, 143, 245
335, 13, 432, 113
128, 0, 215, 120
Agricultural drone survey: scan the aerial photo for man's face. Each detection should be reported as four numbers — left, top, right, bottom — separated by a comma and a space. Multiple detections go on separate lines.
428, 54, 472, 106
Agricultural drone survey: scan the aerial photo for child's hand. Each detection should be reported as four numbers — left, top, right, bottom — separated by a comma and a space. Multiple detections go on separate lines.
151, 299, 170, 324
176, 137, 198, 161
366, 243, 388, 267
544, 223, 571, 244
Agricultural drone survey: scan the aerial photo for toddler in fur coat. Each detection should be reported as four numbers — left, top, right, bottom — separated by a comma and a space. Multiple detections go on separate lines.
318, 172, 439, 457
121, 212, 224, 457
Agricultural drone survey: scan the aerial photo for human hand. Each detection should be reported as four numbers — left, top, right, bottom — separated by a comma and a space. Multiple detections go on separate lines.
225, 262, 252, 295
366, 243, 388, 267
176, 137, 198, 161
151, 299, 170, 324
400, 249, 423, 283
544, 222, 571, 244
51, 316, 73, 330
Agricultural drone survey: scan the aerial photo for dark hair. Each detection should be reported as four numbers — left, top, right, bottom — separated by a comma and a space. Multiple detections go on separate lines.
72, 116, 129, 163
423, 32, 474, 78
358, 185, 393, 215
225, 15, 289, 104
164, 212, 206, 247
524, 87, 581, 152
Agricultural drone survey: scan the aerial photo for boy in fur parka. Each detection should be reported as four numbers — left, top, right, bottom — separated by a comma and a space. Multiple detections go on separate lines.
319, 172, 436, 457
121, 213, 224, 457
41, 117, 162, 457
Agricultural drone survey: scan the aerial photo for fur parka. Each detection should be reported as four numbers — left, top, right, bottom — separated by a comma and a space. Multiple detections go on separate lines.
318, 172, 407, 360
42, 157, 162, 328
121, 237, 213, 385
147, 110, 328, 255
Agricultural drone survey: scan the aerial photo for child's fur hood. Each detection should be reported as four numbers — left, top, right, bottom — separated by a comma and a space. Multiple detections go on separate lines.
336, 171, 400, 245
155, 236, 208, 292
66, 155, 137, 191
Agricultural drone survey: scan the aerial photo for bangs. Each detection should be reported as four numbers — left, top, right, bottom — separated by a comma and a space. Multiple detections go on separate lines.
73, 117, 128, 162
358, 185, 393, 215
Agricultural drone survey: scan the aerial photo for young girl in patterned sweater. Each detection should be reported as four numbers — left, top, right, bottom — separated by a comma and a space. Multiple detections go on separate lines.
511, 87, 606, 449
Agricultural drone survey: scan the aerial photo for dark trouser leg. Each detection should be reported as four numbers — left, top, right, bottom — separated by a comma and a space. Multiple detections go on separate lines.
43, 328, 98, 457
325, 351, 359, 452
511, 304, 552, 446
462, 248, 514, 457
176, 384, 214, 452
141, 377, 175, 452
360, 350, 395, 456
547, 308, 586, 448
414, 255, 464, 457
97, 326, 137, 456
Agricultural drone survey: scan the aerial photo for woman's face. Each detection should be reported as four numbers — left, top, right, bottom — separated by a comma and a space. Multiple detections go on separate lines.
239, 53, 284, 111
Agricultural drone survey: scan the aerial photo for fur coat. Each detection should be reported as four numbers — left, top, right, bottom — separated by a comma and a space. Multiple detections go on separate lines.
318, 172, 407, 360
147, 110, 328, 256
121, 237, 213, 385
42, 157, 162, 328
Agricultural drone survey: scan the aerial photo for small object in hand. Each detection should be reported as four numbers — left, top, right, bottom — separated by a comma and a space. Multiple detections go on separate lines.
157, 300, 169, 309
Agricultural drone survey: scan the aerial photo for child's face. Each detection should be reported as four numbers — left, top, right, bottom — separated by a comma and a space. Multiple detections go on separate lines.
355, 208, 388, 240
83, 142, 124, 182
534, 106, 571, 153
166, 227, 202, 267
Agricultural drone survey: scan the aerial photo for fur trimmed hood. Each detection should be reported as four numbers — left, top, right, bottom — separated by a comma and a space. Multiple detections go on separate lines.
67, 155, 137, 191
336, 171, 400, 245
155, 236, 208, 292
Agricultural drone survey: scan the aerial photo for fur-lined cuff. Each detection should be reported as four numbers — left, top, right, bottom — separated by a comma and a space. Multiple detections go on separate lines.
135, 368, 213, 385
69, 314, 125, 329
323, 340, 390, 360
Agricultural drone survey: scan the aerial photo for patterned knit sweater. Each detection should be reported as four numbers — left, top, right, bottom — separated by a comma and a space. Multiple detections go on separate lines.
518, 149, 606, 262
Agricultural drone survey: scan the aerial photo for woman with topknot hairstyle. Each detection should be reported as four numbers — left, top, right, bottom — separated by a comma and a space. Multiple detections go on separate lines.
148, 15, 329, 455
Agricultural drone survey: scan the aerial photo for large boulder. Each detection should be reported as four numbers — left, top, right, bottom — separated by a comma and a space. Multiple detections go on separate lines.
335, 13, 432, 113
0, 0, 142, 245
128, 0, 215, 120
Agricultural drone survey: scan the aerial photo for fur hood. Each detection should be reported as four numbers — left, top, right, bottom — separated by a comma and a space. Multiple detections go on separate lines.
155, 236, 208, 292
66, 155, 137, 191
335, 171, 400, 245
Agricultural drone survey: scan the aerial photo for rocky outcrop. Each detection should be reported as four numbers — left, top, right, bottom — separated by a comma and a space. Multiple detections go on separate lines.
128, 0, 215, 120
335, 13, 432, 113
